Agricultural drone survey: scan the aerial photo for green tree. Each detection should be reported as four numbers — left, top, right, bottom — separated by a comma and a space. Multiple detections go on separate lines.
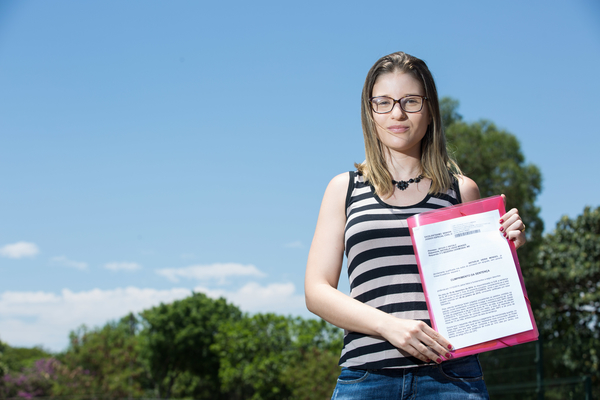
213, 314, 343, 400
281, 348, 341, 400
534, 206, 600, 389
53, 314, 144, 398
212, 313, 294, 400
0, 340, 54, 398
168, 370, 220, 400
0, 344, 53, 373
1, 358, 61, 398
441, 97, 544, 269
0, 339, 7, 389
281, 318, 343, 400
138, 292, 242, 399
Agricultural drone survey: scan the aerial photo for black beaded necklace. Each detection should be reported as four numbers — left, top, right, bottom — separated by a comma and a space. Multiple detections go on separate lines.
392, 175, 423, 191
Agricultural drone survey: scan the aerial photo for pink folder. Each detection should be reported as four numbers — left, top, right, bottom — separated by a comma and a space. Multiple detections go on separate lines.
407, 195, 538, 357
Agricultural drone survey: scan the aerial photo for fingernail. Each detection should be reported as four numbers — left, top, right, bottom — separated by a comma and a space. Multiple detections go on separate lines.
503, 232, 507, 238
446, 353, 452, 359
499, 219, 504, 223
448, 344, 453, 350
436, 358, 442, 363
499, 226, 504, 232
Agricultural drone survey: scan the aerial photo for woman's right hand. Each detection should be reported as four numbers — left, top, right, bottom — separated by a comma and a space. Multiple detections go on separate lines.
380, 317, 454, 363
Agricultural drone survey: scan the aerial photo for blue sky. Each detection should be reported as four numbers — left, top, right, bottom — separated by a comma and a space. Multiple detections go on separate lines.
1, 0, 599, 352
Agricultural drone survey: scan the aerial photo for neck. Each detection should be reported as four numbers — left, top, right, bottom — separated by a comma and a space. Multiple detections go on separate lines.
385, 150, 422, 181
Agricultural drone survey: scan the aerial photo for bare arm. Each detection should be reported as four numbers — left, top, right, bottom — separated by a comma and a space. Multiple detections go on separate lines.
305, 173, 453, 363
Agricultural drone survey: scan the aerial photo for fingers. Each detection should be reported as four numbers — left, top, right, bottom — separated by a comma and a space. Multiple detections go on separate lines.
499, 208, 521, 231
499, 207, 527, 249
414, 327, 454, 363
505, 228, 526, 249
413, 342, 449, 364
387, 320, 453, 364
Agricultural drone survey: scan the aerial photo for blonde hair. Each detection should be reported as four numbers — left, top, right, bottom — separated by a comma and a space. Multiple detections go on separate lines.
356, 51, 461, 197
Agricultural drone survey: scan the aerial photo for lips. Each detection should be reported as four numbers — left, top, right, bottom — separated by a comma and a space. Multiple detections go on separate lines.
387, 125, 409, 133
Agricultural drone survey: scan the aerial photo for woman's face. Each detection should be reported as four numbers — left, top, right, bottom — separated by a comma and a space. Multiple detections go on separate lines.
371, 71, 430, 157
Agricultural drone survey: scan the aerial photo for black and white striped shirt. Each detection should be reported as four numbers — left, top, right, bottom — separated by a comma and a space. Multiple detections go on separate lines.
339, 171, 461, 369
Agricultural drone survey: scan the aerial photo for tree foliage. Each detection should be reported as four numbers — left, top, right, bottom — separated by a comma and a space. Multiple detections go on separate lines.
213, 313, 295, 400
1, 358, 59, 399
0, 340, 7, 392
0, 345, 52, 374
138, 292, 242, 399
534, 206, 600, 379
280, 318, 342, 400
0, 340, 56, 398
0, 340, 6, 379
51, 315, 144, 398
212, 314, 342, 400
0, 293, 343, 399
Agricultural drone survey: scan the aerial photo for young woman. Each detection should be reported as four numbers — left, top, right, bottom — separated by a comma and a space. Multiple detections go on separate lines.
304, 52, 526, 399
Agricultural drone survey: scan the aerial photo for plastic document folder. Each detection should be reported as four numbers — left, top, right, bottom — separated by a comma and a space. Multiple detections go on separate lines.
407, 195, 538, 358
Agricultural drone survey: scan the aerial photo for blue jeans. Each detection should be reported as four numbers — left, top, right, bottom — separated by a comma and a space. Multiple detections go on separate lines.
331, 355, 489, 399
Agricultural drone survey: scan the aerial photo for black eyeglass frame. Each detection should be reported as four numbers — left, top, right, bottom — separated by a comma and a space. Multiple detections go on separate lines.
369, 95, 428, 114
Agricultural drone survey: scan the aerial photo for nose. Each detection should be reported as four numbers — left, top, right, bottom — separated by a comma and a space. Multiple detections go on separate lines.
390, 101, 407, 119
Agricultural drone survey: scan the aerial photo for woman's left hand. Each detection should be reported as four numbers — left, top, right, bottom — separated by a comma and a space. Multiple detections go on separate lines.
500, 194, 526, 249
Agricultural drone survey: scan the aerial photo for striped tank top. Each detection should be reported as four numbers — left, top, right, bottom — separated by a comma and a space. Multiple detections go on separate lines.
339, 171, 461, 370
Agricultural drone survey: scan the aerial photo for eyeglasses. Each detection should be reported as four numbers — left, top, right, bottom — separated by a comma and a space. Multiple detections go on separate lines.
369, 95, 428, 114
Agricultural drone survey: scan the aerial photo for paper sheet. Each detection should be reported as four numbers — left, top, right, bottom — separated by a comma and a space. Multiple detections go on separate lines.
411, 210, 533, 349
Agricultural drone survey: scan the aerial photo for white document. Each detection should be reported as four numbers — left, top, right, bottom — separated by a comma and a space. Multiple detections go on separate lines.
412, 210, 532, 350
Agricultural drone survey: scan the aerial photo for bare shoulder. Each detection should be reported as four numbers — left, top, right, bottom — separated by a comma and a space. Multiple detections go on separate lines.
457, 175, 481, 203
326, 172, 351, 195
318, 172, 351, 214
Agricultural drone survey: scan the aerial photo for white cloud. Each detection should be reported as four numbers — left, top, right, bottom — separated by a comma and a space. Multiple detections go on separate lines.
194, 281, 307, 316
0, 287, 192, 352
0, 242, 39, 259
156, 263, 266, 283
0, 282, 310, 352
104, 262, 142, 271
51, 256, 88, 270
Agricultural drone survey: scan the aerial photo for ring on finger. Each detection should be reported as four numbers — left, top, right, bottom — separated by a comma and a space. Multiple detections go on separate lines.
520, 223, 526, 232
